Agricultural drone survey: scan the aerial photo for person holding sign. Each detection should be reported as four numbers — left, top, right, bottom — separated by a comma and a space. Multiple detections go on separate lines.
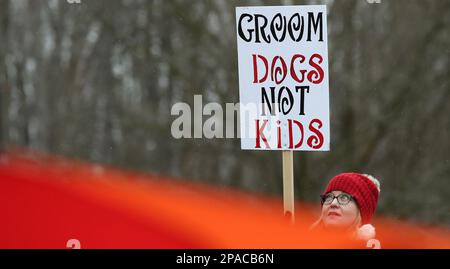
310, 173, 381, 245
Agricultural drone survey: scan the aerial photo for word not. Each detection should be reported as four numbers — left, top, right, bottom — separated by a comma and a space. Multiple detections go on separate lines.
261, 85, 310, 116
238, 12, 324, 43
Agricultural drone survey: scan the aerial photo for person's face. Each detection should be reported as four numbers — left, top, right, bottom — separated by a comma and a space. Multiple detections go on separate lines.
321, 190, 360, 229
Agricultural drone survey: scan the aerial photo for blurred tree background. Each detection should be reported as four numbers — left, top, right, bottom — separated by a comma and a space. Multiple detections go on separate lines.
0, 0, 449, 225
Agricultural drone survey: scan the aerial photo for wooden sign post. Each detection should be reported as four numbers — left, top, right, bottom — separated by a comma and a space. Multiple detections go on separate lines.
236, 5, 330, 223
282, 151, 295, 223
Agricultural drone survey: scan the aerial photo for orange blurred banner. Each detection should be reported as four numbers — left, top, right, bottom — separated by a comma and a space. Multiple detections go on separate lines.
0, 150, 449, 249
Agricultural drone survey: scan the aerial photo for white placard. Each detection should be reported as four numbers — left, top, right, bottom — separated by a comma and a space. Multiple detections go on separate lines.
236, 5, 330, 151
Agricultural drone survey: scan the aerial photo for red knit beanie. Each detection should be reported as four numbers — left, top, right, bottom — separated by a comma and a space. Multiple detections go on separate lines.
323, 173, 379, 224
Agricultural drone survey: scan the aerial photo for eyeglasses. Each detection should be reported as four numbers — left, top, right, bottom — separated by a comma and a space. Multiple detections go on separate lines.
320, 193, 354, 205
